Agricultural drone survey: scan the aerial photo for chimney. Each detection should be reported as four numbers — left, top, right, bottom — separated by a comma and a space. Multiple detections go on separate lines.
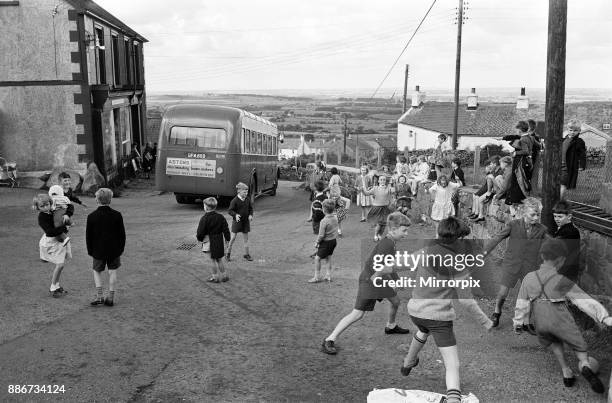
516, 87, 529, 109
467, 87, 478, 110
411, 85, 426, 107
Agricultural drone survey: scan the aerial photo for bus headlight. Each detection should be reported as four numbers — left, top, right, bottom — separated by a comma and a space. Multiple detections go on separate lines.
216, 167, 224, 174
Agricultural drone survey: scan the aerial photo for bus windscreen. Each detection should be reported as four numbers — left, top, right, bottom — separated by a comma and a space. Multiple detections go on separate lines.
169, 126, 227, 149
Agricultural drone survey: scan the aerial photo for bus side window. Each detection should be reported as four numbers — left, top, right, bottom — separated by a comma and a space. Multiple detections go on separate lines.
263, 135, 268, 155
257, 132, 262, 154
245, 129, 251, 154
250, 130, 257, 153
242, 128, 246, 153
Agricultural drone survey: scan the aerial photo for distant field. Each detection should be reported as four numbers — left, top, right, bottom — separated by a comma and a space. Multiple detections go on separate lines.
147, 93, 402, 142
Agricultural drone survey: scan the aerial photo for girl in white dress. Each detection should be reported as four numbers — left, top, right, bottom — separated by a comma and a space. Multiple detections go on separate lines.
363, 175, 395, 241
427, 175, 460, 235
354, 165, 372, 222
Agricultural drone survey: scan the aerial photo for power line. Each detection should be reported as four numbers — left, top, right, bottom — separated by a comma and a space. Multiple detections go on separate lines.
147, 19, 453, 82
146, 19, 453, 83
371, 0, 438, 98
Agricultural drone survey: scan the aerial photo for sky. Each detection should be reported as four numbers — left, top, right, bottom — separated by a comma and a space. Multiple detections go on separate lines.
94, 0, 612, 94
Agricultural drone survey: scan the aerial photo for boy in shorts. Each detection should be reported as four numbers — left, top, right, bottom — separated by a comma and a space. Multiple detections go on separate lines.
321, 212, 412, 355
309, 199, 337, 283
86, 188, 126, 307
400, 217, 493, 403
226, 182, 253, 261
513, 238, 612, 394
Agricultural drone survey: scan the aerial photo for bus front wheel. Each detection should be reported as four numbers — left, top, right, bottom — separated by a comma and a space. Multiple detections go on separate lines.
175, 194, 188, 204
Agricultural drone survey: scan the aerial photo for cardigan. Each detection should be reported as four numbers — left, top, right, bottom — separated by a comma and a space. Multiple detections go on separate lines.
85, 206, 126, 260
407, 240, 491, 325
38, 212, 67, 237
228, 196, 253, 220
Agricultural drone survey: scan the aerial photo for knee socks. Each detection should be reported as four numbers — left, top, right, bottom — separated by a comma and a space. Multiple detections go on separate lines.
446, 389, 462, 403
495, 297, 506, 313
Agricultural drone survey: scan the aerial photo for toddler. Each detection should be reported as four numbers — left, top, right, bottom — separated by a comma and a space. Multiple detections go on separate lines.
48, 185, 73, 246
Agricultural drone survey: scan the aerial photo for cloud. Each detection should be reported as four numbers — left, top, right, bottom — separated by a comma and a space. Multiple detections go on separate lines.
95, 0, 612, 91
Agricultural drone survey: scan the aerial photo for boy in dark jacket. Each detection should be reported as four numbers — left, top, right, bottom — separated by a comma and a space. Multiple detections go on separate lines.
226, 182, 254, 261
552, 201, 581, 281
197, 197, 231, 283
86, 188, 126, 307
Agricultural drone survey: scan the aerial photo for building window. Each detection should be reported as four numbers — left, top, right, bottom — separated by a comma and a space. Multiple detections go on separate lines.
124, 39, 131, 84
111, 34, 120, 86
95, 27, 106, 84
133, 42, 141, 84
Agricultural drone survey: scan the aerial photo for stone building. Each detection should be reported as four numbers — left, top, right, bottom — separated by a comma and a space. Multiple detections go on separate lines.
0, 0, 147, 184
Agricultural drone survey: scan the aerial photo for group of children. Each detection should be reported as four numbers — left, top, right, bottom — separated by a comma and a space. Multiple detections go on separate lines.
30, 162, 611, 400
33, 173, 125, 306
318, 197, 611, 400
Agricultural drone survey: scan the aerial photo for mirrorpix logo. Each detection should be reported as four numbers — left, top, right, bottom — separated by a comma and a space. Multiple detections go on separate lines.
371, 250, 485, 289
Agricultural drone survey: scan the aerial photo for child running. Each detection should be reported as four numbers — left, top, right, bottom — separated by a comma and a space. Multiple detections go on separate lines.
321, 212, 411, 355
513, 238, 612, 394
400, 216, 493, 403
197, 197, 231, 283
483, 197, 549, 327
309, 199, 338, 283
363, 174, 394, 241
34, 194, 72, 297
226, 182, 253, 262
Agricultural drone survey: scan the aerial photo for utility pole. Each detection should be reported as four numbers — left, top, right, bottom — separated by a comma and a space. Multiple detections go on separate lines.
542, 0, 567, 231
343, 115, 348, 155
451, 0, 465, 150
402, 64, 410, 113
355, 132, 360, 168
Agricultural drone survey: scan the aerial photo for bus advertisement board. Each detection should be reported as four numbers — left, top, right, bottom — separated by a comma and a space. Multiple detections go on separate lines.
165, 157, 216, 178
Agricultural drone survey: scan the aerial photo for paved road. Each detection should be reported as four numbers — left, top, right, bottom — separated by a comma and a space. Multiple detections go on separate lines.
0, 181, 609, 402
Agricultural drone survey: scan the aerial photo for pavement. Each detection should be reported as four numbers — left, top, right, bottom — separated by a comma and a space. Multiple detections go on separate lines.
0, 179, 610, 402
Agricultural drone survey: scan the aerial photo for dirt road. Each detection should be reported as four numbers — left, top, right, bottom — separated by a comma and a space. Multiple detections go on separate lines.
0, 181, 609, 402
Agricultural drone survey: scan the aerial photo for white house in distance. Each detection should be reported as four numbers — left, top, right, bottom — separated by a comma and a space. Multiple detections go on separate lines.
397, 87, 612, 151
